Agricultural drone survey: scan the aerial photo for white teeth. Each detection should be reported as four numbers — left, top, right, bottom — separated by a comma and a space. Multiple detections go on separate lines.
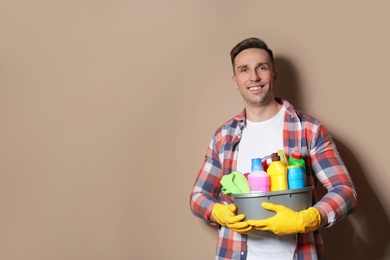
249, 86, 261, 90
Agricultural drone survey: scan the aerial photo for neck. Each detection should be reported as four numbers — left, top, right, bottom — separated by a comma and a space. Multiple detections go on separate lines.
245, 99, 282, 122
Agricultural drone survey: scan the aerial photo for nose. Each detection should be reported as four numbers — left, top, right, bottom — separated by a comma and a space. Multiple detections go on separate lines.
250, 69, 260, 81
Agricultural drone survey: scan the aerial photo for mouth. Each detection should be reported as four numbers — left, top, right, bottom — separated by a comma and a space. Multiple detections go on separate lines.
247, 85, 264, 91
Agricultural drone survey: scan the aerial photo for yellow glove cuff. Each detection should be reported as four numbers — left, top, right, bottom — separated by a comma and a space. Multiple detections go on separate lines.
298, 207, 321, 233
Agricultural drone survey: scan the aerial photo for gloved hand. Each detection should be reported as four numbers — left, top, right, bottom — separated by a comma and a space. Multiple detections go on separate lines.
247, 202, 321, 236
211, 203, 252, 234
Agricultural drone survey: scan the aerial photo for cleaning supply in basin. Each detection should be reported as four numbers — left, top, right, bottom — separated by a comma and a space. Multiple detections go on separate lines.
267, 152, 288, 191
261, 155, 271, 172
288, 147, 307, 185
220, 171, 251, 195
247, 158, 270, 192
277, 149, 289, 166
287, 165, 306, 189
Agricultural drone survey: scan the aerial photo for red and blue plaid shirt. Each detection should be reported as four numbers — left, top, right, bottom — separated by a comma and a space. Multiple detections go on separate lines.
190, 98, 357, 260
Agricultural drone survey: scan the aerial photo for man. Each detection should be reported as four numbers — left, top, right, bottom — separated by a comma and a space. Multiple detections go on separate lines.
189, 37, 357, 259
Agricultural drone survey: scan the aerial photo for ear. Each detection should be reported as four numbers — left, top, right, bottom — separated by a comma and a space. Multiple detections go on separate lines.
273, 70, 278, 83
232, 76, 238, 90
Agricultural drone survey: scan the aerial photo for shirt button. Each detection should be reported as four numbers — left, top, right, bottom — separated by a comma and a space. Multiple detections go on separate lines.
240, 252, 244, 255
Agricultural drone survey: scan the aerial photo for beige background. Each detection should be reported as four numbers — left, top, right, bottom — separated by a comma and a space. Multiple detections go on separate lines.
0, 1, 389, 259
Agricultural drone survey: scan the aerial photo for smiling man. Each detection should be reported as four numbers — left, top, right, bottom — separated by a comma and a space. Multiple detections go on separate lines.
189, 37, 357, 260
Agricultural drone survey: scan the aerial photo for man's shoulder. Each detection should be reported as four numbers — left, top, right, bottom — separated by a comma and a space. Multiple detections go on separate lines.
212, 111, 244, 137
281, 99, 321, 126
295, 110, 320, 124
220, 111, 244, 128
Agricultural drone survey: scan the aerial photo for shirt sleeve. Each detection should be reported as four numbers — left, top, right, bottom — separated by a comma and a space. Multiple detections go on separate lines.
309, 123, 357, 226
189, 133, 224, 224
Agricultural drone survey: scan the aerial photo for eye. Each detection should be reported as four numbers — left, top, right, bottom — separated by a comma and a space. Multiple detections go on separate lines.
258, 66, 267, 71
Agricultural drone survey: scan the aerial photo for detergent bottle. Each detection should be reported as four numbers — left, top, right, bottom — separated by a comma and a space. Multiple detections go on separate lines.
247, 158, 270, 192
267, 153, 288, 191
287, 165, 306, 189
288, 147, 307, 185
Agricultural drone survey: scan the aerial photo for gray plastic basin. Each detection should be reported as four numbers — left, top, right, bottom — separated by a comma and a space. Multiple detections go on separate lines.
232, 186, 313, 220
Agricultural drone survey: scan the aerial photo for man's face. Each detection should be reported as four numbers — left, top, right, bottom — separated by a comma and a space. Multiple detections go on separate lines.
232, 48, 277, 108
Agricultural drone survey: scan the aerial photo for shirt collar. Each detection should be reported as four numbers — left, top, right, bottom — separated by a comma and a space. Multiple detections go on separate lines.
233, 98, 300, 126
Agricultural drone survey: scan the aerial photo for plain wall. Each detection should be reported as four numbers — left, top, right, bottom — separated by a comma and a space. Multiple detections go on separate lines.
0, 1, 389, 259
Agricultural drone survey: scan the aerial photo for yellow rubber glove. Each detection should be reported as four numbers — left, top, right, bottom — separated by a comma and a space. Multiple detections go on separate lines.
211, 203, 252, 234
247, 202, 321, 236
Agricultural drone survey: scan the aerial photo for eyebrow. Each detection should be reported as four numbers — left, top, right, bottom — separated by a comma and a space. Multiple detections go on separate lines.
236, 62, 270, 70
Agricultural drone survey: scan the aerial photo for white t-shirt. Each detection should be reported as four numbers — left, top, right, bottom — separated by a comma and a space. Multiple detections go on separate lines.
236, 107, 296, 260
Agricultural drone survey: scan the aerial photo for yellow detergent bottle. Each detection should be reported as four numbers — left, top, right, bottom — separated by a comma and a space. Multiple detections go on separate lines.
267, 152, 288, 191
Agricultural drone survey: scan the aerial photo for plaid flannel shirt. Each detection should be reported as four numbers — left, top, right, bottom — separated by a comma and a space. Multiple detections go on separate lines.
189, 98, 357, 260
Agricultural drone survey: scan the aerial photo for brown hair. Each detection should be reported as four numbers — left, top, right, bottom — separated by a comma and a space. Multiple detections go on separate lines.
230, 37, 274, 73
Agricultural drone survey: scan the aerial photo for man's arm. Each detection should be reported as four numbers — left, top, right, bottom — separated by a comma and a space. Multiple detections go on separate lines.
309, 123, 357, 227
189, 135, 223, 224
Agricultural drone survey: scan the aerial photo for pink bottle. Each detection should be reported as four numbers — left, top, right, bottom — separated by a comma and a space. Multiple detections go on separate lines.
247, 158, 270, 192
